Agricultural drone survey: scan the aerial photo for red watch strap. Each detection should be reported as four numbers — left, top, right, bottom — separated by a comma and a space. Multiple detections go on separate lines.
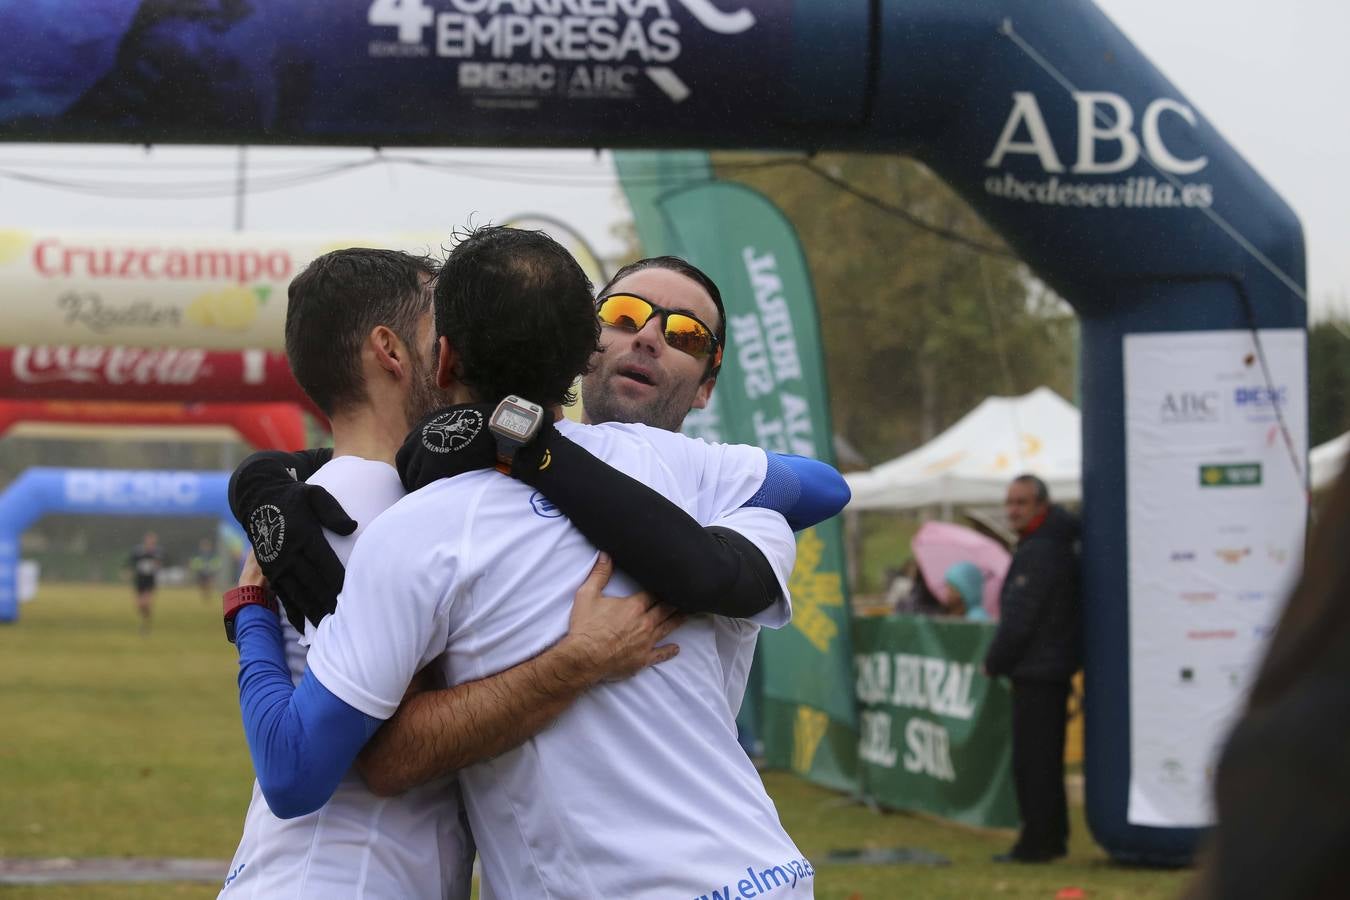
223, 585, 276, 643
223, 584, 274, 620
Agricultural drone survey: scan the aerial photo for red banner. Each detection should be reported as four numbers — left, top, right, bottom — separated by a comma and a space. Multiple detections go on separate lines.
0, 346, 323, 422
0, 399, 307, 451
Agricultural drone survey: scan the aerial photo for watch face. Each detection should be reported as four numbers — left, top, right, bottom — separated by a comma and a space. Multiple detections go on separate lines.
494, 406, 536, 439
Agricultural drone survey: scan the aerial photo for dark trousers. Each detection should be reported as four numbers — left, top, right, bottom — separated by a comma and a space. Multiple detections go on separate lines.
1010, 679, 1070, 858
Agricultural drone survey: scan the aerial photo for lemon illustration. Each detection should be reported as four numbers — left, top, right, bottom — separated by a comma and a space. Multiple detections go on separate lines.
187, 287, 258, 331
0, 230, 30, 265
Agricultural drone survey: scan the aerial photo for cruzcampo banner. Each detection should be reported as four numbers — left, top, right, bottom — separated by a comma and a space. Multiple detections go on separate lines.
853, 616, 1018, 829
615, 152, 858, 791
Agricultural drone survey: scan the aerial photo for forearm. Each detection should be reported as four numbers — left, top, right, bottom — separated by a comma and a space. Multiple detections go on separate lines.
522, 431, 778, 617
357, 636, 603, 796
235, 605, 379, 817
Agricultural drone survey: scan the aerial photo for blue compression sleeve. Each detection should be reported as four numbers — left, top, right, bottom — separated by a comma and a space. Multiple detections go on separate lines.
234, 604, 381, 818
745, 452, 851, 531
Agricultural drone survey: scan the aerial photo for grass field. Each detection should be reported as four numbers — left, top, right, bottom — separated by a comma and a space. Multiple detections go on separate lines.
0, 585, 1192, 899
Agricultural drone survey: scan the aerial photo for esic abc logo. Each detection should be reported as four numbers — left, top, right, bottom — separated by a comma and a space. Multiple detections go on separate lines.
249, 504, 286, 564
1160, 391, 1218, 424
421, 409, 484, 454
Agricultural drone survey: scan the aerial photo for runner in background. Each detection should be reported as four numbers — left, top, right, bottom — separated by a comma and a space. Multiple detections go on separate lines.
189, 538, 221, 603
126, 531, 162, 635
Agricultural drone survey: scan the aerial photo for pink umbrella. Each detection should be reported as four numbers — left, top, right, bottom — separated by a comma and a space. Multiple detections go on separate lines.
912, 521, 1011, 619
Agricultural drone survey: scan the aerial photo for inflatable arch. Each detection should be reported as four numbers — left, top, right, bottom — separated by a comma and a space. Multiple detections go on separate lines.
0, 0, 1309, 865
0, 400, 308, 451
0, 468, 240, 624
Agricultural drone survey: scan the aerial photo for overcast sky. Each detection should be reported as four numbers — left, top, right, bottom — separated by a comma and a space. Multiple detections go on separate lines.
0, 0, 1343, 316
1093, 0, 1350, 317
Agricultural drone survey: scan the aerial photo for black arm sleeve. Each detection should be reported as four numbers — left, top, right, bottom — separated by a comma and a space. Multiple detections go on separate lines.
518, 430, 781, 618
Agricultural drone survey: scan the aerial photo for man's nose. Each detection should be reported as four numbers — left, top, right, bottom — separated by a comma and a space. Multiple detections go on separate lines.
632, 317, 665, 355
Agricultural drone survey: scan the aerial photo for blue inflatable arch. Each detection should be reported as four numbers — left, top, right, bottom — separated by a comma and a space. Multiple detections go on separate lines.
0, 0, 1308, 867
0, 468, 241, 624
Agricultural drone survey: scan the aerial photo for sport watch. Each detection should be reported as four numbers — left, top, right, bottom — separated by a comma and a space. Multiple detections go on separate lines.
223, 584, 279, 643
489, 395, 545, 474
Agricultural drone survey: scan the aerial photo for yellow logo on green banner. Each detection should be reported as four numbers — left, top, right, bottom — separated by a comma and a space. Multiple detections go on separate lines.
789, 528, 845, 653
792, 705, 829, 774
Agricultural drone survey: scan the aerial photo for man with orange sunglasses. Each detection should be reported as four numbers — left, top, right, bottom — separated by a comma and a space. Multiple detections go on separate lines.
583, 255, 727, 434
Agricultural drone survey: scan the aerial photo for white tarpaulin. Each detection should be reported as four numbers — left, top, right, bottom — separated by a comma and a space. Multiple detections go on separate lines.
1124, 329, 1307, 828
844, 387, 1080, 511
1311, 430, 1349, 492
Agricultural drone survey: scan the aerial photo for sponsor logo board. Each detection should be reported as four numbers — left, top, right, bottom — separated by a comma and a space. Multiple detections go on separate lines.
366, 0, 764, 107
1198, 463, 1261, 488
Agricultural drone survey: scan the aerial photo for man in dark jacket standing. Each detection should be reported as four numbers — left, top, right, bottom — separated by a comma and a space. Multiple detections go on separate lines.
985, 474, 1082, 863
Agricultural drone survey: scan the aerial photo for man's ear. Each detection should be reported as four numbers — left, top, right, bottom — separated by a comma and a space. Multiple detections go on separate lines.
690, 376, 716, 410
369, 325, 407, 380
435, 335, 457, 390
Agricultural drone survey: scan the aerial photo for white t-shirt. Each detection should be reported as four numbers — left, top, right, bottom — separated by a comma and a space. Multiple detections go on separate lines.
309, 422, 816, 900
221, 456, 474, 900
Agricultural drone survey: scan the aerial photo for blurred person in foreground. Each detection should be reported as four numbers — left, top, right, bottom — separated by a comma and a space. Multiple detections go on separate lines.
1187, 464, 1350, 900
983, 474, 1082, 863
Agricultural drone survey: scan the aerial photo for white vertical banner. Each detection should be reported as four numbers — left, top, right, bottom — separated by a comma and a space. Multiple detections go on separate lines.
1124, 329, 1307, 827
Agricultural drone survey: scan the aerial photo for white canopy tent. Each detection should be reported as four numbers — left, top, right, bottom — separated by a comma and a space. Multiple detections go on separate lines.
1311, 430, 1349, 492
845, 387, 1081, 511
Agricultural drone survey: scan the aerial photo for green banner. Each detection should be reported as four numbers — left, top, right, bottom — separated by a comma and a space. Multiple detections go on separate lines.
611, 152, 713, 253
853, 616, 1019, 829
615, 153, 858, 789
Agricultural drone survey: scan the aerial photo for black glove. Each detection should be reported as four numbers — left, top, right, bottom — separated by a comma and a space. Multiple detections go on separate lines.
397, 403, 554, 492
228, 449, 356, 633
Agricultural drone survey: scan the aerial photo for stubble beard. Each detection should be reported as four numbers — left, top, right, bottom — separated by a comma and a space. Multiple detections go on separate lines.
582, 364, 696, 434
404, 349, 446, 427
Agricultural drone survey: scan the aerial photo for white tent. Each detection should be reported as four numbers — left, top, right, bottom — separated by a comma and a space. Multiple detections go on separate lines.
845, 387, 1081, 511
1311, 430, 1349, 492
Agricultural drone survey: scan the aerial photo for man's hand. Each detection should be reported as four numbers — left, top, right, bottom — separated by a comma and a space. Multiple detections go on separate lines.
229, 451, 356, 633
560, 553, 685, 683
354, 554, 684, 796
237, 550, 268, 590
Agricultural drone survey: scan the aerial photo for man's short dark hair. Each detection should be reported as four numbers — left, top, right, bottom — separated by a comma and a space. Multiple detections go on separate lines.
435, 226, 598, 408
1012, 473, 1050, 504
598, 256, 726, 379
285, 248, 435, 416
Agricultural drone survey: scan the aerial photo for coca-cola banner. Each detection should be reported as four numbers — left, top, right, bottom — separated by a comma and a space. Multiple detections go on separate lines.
0, 229, 431, 350
0, 346, 316, 415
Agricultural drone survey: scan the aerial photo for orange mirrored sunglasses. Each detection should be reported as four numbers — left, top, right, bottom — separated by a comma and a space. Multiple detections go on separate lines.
595, 293, 723, 368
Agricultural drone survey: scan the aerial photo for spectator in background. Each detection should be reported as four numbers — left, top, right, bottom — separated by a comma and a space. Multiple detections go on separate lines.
894, 559, 946, 616
126, 531, 163, 636
984, 474, 1082, 863
189, 537, 221, 603
943, 561, 989, 621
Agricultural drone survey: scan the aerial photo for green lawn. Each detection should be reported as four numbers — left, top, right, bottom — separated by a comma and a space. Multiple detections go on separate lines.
0, 586, 1192, 898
